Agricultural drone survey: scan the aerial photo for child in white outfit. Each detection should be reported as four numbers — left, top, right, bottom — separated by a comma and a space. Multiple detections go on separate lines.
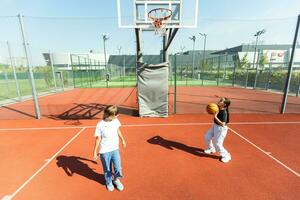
204, 97, 231, 163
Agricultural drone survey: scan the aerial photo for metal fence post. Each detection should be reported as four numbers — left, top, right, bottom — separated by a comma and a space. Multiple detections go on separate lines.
169, 56, 173, 86
78, 56, 83, 87
61, 72, 65, 91
18, 14, 41, 119
4, 72, 10, 95
217, 55, 220, 86
296, 76, 300, 97
185, 65, 188, 86
266, 54, 274, 90
86, 57, 92, 87
232, 56, 237, 87
281, 14, 300, 114
245, 68, 249, 88
123, 55, 125, 87
70, 54, 76, 88
174, 54, 177, 114
253, 49, 261, 89
7, 41, 21, 101
49, 51, 57, 91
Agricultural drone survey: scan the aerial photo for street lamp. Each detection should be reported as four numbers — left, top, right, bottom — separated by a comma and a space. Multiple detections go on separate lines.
253, 29, 266, 88
180, 45, 185, 54
117, 46, 122, 79
102, 33, 109, 87
118, 46, 122, 55
199, 33, 207, 85
189, 35, 196, 79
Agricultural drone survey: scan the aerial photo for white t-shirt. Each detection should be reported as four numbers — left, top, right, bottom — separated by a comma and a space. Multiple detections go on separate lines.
94, 118, 121, 154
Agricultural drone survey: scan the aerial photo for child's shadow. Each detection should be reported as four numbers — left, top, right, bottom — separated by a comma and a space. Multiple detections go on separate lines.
147, 135, 219, 159
56, 155, 105, 185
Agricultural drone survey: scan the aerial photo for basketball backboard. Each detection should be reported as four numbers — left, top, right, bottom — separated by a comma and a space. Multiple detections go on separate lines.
117, 0, 199, 30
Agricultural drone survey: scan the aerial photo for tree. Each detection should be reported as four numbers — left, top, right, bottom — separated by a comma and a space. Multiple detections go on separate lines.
259, 52, 269, 69
239, 53, 251, 69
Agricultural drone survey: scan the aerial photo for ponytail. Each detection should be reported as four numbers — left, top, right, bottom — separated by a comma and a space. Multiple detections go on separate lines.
224, 98, 231, 123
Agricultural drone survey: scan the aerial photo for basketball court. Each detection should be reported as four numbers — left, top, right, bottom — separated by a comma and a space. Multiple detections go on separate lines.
0, 0, 300, 199
0, 113, 299, 200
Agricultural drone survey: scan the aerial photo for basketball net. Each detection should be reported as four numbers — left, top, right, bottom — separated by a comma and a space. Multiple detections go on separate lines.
148, 8, 172, 36
152, 19, 168, 35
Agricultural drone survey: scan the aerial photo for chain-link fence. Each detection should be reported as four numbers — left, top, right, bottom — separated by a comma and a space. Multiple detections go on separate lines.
69, 50, 300, 103
0, 41, 72, 106
70, 54, 137, 88
171, 55, 300, 96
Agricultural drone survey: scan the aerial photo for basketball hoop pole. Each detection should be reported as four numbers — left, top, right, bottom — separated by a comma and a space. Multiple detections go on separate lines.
162, 34, 168, 62
135, 28, 142, 63
164, 28, 179, 51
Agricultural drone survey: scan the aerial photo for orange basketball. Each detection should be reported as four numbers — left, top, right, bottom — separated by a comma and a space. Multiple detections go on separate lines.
206, 103, 219, 115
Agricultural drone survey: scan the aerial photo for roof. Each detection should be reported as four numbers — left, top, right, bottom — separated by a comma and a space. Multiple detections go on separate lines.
213, 44, 299, 54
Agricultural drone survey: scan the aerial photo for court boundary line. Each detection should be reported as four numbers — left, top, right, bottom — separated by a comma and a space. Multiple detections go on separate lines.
229, 127, 300, 178
0, 121, 300, 131
2, 127, 86, 200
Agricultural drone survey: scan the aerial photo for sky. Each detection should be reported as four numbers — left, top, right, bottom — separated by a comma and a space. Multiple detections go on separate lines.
0, 0, 299, 65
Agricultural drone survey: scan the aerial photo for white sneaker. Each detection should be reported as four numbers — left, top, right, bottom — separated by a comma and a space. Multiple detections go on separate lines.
221, 156, 231, 163
113, 178, 124, 191
106, 183, 114, 192
204, 149, 216, 154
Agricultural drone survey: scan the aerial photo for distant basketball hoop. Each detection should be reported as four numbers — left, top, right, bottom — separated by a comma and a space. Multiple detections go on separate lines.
277, 52, 284, 57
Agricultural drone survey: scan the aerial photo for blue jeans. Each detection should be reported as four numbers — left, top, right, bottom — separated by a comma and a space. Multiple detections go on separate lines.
100, 149, 123, 185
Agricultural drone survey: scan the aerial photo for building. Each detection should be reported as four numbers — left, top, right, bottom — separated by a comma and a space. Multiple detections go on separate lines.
42, 44, 300, 72
42, 52, 107, 70
212, 44, 300, 68
0, 56, 27, 67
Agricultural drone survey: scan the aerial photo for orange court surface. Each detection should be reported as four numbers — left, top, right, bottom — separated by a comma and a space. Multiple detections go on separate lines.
0, 87, 300, 200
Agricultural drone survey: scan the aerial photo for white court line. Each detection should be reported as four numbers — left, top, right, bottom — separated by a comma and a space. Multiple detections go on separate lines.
2, 127, 86, 200
229, 127, 300, 178
0, 121, 300, 131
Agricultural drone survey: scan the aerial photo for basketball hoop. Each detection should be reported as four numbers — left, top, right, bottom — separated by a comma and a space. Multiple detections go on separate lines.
148, 8, 172, 35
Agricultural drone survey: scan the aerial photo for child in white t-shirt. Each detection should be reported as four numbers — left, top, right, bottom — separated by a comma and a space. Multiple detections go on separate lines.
93, 105, 126, 191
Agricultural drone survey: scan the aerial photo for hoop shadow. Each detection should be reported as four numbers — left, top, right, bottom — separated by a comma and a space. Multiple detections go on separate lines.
56, 155, 105, 185
47, 103, 139, 120
147, 135, 219, 159
50, 103, 105, 120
